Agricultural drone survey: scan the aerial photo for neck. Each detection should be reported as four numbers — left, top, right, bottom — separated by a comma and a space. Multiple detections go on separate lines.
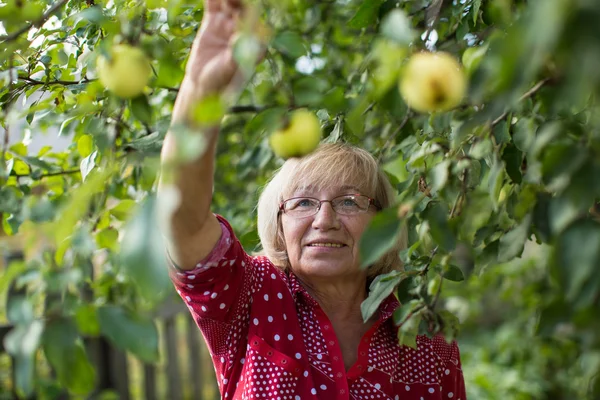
294, 272, 369, 324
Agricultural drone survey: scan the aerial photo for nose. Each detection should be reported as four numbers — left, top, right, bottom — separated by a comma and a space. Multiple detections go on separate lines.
312, 201, 341, 230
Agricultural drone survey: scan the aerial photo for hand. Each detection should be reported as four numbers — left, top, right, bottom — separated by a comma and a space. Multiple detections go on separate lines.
184, 0, 244, 96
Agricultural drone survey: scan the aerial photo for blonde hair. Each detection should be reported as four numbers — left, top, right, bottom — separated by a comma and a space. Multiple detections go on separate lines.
257, 143, 406, 278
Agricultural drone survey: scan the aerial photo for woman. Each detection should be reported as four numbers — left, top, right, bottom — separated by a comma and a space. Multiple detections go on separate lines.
160, 0, 466, 398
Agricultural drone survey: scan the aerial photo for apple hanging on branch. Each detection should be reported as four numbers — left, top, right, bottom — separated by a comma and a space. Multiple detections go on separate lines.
399, 51, 467, 113
96, 44, 152, 99
269, 109, 322, 159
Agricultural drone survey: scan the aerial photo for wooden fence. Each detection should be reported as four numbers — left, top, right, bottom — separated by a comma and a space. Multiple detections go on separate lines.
0, 252, 220, 400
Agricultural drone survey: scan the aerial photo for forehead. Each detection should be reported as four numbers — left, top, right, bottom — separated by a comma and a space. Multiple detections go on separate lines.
290, 184, 364, 197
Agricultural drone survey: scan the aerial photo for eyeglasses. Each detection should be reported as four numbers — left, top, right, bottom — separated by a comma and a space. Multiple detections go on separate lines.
278, 194, 380, 218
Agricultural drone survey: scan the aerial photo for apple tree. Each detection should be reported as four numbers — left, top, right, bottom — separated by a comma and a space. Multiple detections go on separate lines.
1, 0, 599, 398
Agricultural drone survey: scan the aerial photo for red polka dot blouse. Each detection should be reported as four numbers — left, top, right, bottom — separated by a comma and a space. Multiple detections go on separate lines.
170, 216, 467, 399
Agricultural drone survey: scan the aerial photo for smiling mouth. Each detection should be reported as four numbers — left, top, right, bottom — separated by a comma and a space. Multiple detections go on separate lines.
307, 243, 345, 248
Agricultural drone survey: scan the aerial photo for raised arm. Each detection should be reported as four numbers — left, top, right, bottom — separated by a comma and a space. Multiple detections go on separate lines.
159, 0, 244, 270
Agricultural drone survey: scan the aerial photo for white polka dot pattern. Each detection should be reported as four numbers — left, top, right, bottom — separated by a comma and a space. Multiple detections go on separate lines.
169, 216, 466, 399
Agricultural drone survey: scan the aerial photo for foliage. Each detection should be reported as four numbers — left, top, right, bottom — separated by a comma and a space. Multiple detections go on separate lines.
1, 0, 600, 398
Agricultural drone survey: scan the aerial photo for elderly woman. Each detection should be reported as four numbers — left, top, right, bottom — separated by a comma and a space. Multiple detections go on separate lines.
160, 0, 466, 399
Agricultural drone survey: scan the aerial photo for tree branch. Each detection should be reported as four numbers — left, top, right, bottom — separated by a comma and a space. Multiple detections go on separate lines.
2, 57, 14, 166
0, 0, 70, 44
492, 78, 551, 126
377, 111, 411, 162
11, 169, 80, 178
18, 76, 94, 86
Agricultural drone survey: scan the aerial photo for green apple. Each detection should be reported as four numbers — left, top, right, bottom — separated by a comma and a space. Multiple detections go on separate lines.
96, 44, 152, 99
269, 110, 321, 159
399, 51, 467, 113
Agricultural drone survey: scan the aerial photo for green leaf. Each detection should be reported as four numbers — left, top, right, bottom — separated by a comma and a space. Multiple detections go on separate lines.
498, 214, 531, 263
293, 76, 330, 106
0, 259, 27, 303
502, 144, 523, 184
361, 271, 404, 322
80, 150, 97, 182
513, 117, 536, 153
75, 304, 101, 336
443, 264, 465, 282
55, 166, 115, 245
380, 8, 415, 45
77, 135, 94, 158
3, 321, 44, 398
541, 143, 587, 192
96, 227, 119, 251
472, 0, 482, 25
397, 312, 421, 349
191, 94, 226, 126
396, 275, 415, 305
42, 318, 96, 395
552, 219, 600, 307
359, 207, 402, 268
130, 95, 153, 124
97, 305, 159, 363
437, 309, 461, 342
488, 157, 505, 208
245, 107, 287, 135
232, 33, 262, 77
109, 199, 137, 221
119, 196, 172, 303
272, 31, 306, 58
423, 201, 456, 251
392, 300, 420, 326
349, 0, 384, 29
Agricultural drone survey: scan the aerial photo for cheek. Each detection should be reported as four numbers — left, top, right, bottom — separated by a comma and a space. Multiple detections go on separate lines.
349, 216, 374, 244
281, 218, 307, 251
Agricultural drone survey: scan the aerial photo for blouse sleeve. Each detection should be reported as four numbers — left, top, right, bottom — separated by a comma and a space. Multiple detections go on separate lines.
168, 215, 261, 373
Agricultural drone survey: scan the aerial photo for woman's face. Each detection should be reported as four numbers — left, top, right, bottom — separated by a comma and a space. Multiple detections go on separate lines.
280, 185, 377, 281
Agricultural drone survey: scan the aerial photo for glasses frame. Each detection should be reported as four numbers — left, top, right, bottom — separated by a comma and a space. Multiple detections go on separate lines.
278, 193, 381, 218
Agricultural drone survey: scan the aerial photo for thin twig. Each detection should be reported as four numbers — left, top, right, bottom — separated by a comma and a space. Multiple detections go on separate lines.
228, 104, 269, 113
431, 277, 444, 309
492, 78, 551, 126
361, 102, 376, 116
0, 0, 70, 44
2, 57, 14, 165
12, 169, 80, 178
18, 76, 93, 86
377, 111, 411, 163
398, 304, 425, 327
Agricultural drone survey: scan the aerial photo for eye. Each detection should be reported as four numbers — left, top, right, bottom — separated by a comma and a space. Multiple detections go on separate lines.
297, 198, 314, 207
288, 198, 318, 210
342, 198, 359, 206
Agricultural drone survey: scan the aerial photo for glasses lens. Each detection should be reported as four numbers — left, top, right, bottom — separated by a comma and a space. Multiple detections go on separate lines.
332, 195, 370, 215
284, 198, 319, 216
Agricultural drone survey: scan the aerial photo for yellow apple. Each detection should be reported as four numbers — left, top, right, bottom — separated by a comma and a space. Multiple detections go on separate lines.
96, 44, 152, 98
269, 110, 321, 159
399, 52, 467, 113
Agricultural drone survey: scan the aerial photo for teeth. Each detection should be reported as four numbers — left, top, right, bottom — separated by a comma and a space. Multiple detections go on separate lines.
309, 243, 343, 248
